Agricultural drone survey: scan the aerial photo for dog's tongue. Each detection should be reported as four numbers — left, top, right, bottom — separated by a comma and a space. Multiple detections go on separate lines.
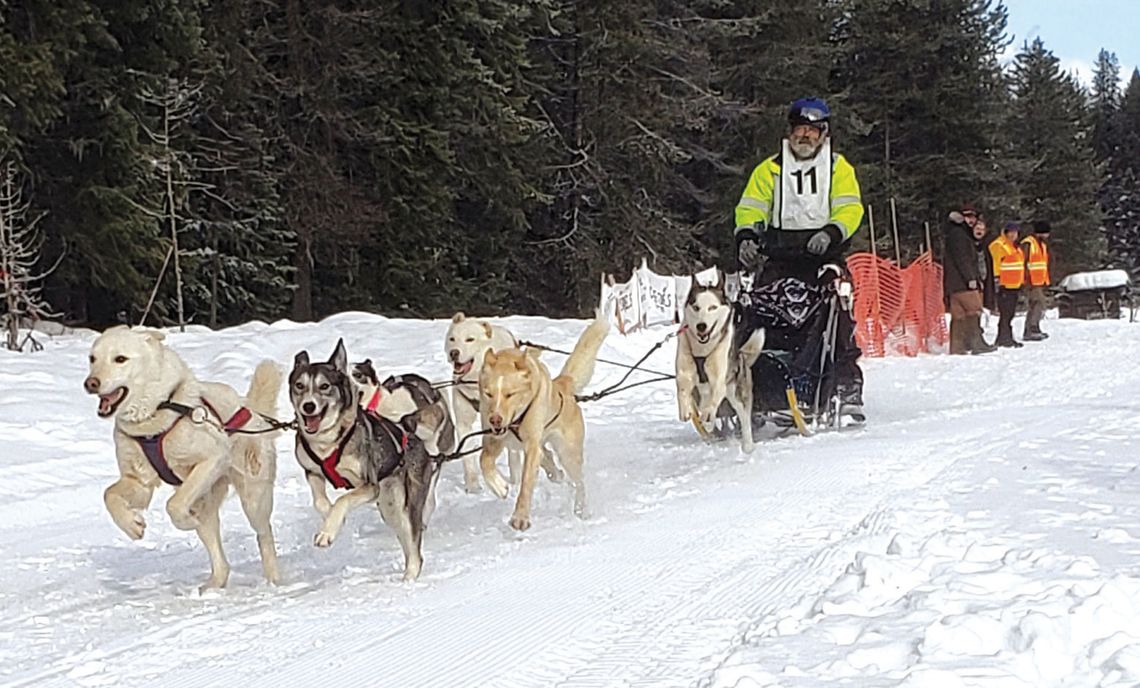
453, 360, 473, 376
97, 388, 125, 416
303, 414, 322, 433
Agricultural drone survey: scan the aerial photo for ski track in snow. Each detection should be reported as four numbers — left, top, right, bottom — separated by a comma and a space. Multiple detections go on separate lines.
1, 312, 1139, 687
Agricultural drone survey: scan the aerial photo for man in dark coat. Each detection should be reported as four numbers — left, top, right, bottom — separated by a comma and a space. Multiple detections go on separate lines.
943, 203, 996, 355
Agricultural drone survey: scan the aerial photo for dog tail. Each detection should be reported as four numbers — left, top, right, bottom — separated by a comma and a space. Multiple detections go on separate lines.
558, 309, 610, 394
246, 360, 282, 417
739, 328, 766, 367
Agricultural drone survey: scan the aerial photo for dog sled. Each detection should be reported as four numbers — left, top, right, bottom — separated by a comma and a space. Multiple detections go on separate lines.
709, 264, 859, 438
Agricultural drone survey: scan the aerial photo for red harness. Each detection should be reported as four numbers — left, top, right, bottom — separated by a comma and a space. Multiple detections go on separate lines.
299, 416, 411, 490
133, 400, 253, 486
364, 388, 382, 415
299, 423, 358, 489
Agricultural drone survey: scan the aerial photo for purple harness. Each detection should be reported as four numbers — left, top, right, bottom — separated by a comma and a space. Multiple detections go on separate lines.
133, 400, 253, 486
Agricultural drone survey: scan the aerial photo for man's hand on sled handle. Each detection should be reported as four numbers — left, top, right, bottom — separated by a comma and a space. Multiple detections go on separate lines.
736, 221, 765, 269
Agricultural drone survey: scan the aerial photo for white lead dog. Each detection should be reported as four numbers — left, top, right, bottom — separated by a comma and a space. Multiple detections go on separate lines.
85, 326, 282, 589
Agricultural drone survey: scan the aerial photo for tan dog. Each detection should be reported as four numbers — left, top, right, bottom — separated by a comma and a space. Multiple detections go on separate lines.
445, 313, 562, 490
84, 326, 282, 589
477, 313, 609, 531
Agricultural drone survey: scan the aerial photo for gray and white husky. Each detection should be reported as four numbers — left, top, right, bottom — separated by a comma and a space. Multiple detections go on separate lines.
675, 270, 766, 453
290, 340, 440, 581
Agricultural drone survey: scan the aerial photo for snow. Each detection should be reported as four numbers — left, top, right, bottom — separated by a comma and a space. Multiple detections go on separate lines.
1058, 269, 1132, 292
3, 311, 1140, 687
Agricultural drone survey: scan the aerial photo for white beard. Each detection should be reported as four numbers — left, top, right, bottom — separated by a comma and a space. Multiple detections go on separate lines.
789, 138, 824, 160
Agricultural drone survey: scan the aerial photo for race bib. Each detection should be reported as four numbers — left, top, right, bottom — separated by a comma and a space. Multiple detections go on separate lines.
776, 138, 832, 230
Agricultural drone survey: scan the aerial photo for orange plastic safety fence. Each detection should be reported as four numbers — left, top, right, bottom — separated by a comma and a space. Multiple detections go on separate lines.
846, 251, 949, 357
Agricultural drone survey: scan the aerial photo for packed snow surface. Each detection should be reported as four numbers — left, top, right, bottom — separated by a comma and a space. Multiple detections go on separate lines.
2, 311, 1139, 687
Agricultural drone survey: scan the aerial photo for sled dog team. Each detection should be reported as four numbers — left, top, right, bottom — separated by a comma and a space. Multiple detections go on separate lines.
84, 270, 762, 589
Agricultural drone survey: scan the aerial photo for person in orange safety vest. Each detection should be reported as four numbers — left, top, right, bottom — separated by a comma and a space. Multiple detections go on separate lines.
988, 222, 1025, 348
1020, 220, 1051, 341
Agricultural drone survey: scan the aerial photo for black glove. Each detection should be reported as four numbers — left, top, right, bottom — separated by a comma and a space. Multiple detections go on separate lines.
806, 230, 831, 255
736, 222, 765, 267
806, 224, 845, 256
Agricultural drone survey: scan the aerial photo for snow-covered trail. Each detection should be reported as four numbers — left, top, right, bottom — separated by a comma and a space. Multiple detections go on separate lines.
2, 313, 1139, 687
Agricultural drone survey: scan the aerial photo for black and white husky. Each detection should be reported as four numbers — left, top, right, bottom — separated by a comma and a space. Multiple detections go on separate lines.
675, 270, 766, 452
290, 340, 440, 581
350, 359, 456, 457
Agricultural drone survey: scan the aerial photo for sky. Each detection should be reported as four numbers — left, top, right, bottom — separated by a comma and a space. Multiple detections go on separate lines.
1001, 0, 1139, 87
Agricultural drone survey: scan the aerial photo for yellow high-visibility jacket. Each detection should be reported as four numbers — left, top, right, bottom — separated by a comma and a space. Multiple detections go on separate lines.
1020, 235, 1051, 286
988, 235, 1025, 289
734, 150, 864, 241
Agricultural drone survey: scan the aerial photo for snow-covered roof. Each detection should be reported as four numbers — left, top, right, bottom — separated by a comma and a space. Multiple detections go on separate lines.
1058, 269, 1132, 292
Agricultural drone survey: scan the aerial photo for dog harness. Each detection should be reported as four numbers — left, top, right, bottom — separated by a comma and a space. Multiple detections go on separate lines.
507, 392, 566, 442
299, 423, 359, 489
686, 320, 731, 386
364, 388, 383, 415
299, 417, 411, 490
133, 399, 254, 487
382, 375, 436, 406
364, 375, 437, 419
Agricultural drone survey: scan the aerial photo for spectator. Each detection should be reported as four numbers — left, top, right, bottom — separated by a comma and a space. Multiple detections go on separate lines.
943, 203, 995, 355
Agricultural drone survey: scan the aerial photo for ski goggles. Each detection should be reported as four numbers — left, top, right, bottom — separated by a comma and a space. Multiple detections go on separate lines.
791, 106, 829, 124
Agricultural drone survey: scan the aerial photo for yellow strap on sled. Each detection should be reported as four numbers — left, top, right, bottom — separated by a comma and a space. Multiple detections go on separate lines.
785, 388, 810, 437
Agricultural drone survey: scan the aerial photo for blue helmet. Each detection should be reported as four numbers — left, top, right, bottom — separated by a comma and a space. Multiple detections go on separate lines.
788, 98, 830, 128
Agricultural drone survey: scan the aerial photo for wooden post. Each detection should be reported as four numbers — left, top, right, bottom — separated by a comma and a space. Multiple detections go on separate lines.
890, 197, 906, 338
868, 205, 878, 258
889, 197, 902, 267
866, 205, 883, 352
139, 243, 175, 327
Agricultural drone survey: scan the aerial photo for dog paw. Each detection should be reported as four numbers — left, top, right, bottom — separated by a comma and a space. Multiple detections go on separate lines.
573, 502, 591, 520
402, 558, 423, 582
199, 572, 230, 592
463, 479, 483, 495
485, 471, 510, 499
508, 512, 531, 532
113, 510, 146, 540
741, 439, 755, 454
314, 530, 335, 548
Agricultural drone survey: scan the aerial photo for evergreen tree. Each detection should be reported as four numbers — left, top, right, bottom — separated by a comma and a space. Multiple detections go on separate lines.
1103, 70, 1140, 277
1090, 49, 1121, 162
182, 0, 295, 327
13, 0, 209, 324
690, 0, 841, 267
833, 0, 1012, 259
1008, 38, 1103, 275
523, 1, 709, 311
247, 0, 547, 319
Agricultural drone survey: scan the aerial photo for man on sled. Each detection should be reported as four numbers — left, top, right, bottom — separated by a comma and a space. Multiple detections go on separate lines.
732, 97, 866, 428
